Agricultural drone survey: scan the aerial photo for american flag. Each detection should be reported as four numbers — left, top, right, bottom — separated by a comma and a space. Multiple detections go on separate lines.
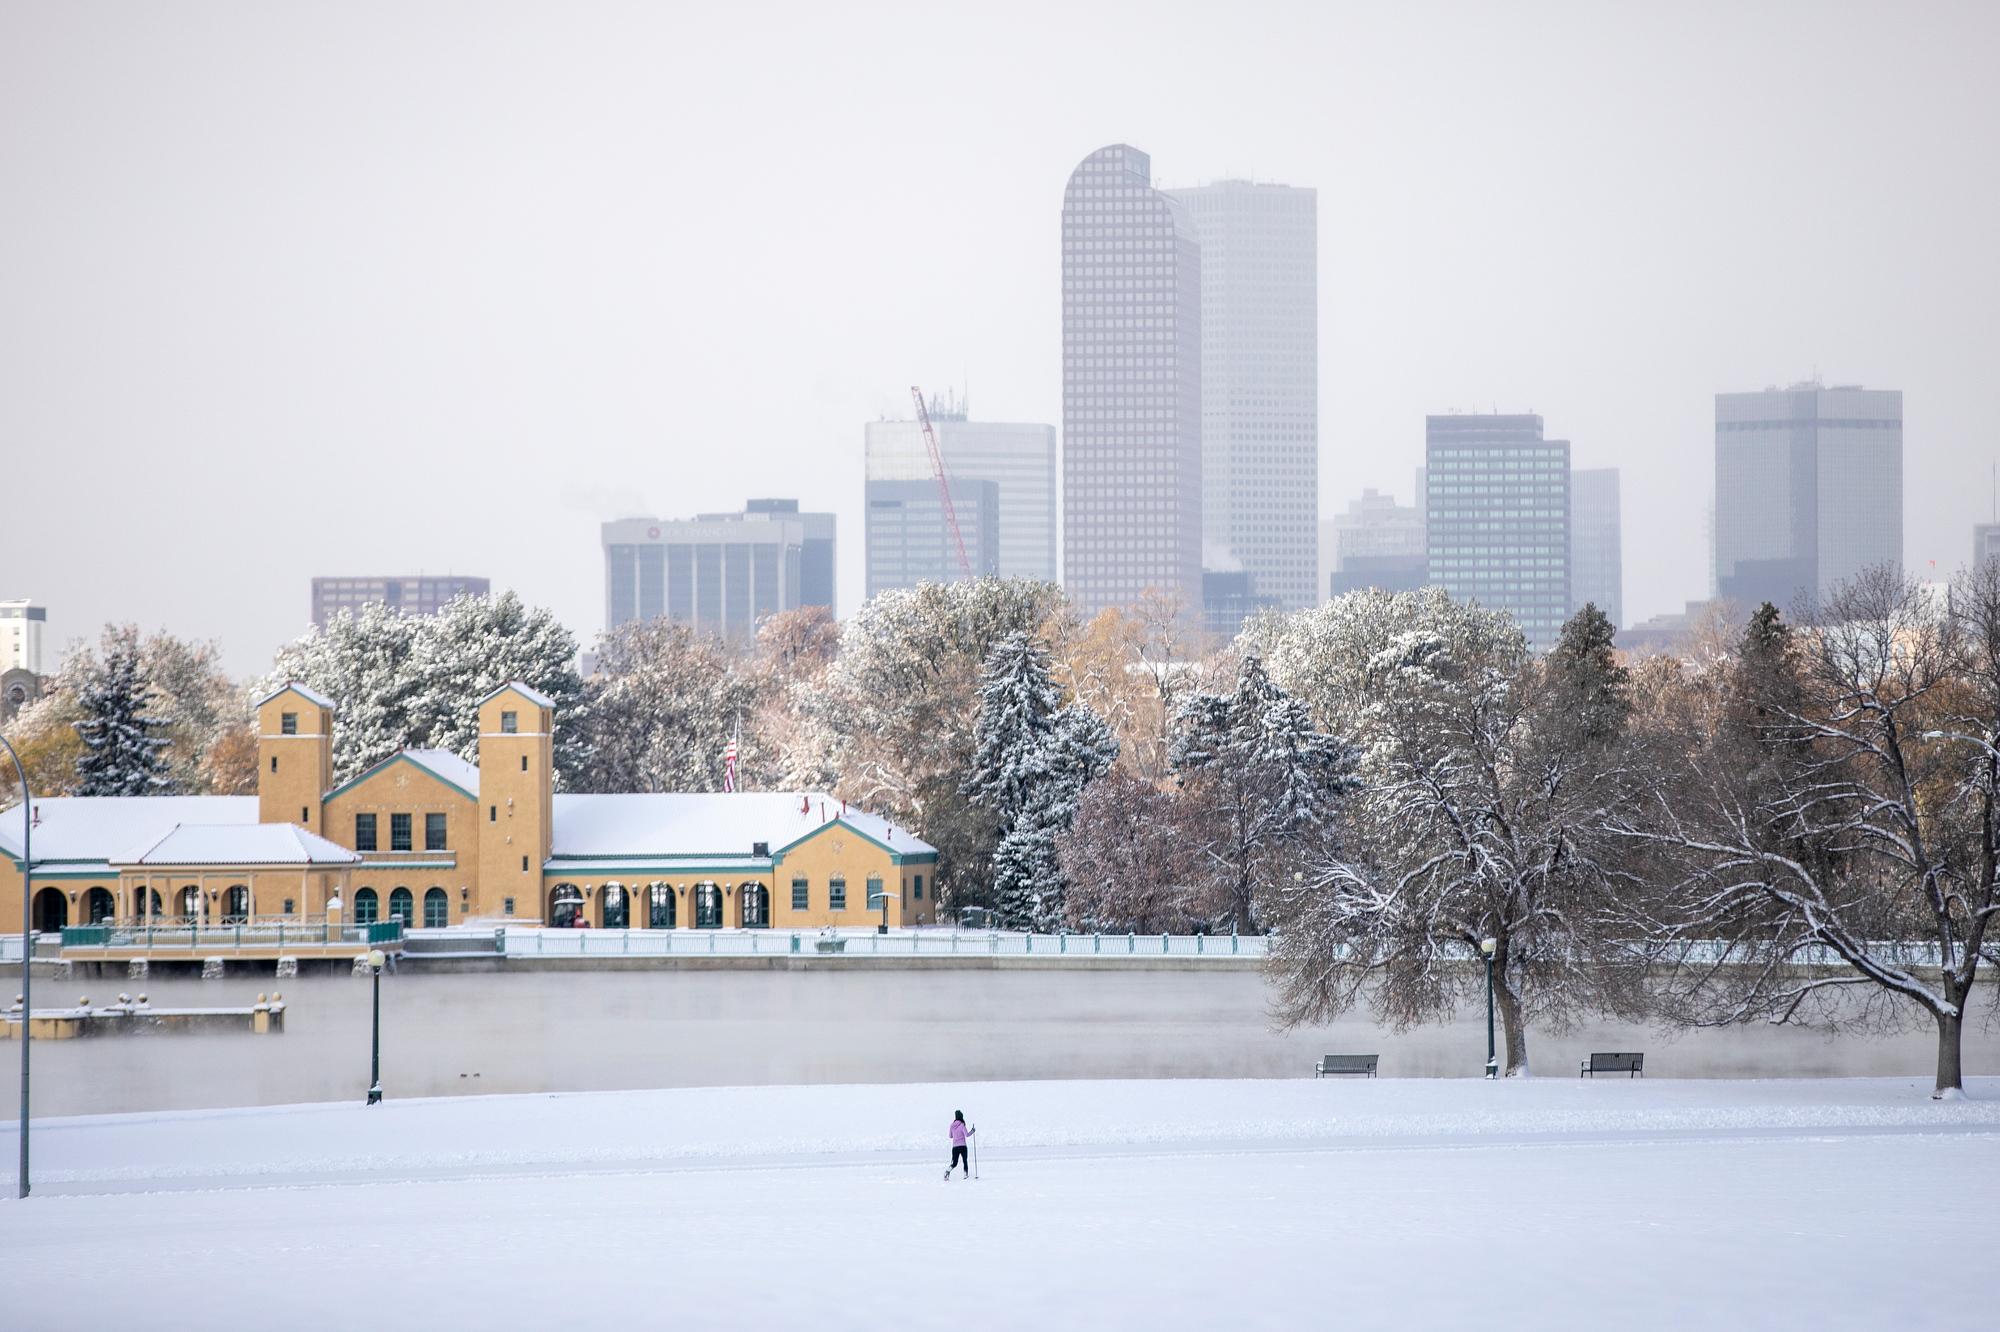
722, 727, 739, 793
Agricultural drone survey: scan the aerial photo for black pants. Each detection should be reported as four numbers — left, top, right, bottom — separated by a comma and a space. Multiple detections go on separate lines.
949, 1145, 968, 1172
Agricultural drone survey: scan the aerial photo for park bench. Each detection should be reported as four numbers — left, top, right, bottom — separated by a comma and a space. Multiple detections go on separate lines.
1580, 1052, 1644, 1078
1315, 1054, 1379, 1078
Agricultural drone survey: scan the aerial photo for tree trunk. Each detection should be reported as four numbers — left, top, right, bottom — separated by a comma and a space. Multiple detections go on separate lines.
1494, 969, 1530, 1077
1934, 1009, 1964, 1100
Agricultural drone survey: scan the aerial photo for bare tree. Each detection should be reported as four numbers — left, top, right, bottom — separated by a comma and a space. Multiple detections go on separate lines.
1058, 770, 1210, 934
1614, 568, 2000, 1097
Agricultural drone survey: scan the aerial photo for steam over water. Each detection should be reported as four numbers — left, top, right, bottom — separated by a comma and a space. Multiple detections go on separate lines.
8, 968, 1995, 1118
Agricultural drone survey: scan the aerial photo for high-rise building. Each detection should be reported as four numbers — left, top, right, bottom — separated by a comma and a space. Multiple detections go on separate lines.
864, 398, 1056, 583
1425, 414, 1571, 649
1166, 179, 1318, 615
1569, 468, 1623, 628
1976, 523, 2000, 572
602, 499, 836, 642
1061, 144, 1202, 618
864, 477, 1001, 596
0, 599, 45, 675
1329, 489, 1426, 598
310, 576, 489, 629
1714, 381, 1902, 611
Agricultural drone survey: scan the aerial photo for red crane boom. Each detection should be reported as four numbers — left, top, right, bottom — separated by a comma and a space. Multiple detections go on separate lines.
911, 385, 974, 578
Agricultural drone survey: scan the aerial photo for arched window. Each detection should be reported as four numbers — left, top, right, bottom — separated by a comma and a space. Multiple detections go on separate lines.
180, 886, 203, 922
389, 887, 415, 926
740, 882, 769, 929
133, 887, 162, 921
694, 881, 723, 929
601, 882, 629, 929
31, 887, 67, 933
353, 887, 379, 924
423, 887, 449, 928
648, 882, 676, 929
549, 883, 584, 928
224, 885, 250, 923
86, 887, 116, 924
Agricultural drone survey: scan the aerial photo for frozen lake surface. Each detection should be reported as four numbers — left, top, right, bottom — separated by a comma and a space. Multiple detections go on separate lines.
7, 966, 1997, 1117
2, 1076, 1995, 1330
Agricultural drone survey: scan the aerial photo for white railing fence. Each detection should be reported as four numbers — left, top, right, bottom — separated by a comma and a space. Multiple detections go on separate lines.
469, 926, 1270, 961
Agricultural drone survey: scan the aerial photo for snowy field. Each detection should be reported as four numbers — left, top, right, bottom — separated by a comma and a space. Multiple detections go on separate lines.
2, 1077, 1996, 1330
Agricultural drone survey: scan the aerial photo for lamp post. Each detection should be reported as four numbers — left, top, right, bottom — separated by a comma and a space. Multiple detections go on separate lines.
2, 735, 32, 1197
1479, 937, 1499, 1080
365, 947, 386, 1105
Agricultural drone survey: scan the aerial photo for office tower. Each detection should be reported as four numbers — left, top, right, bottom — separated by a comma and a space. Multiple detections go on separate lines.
0, 599, 45, 674
1329, 488, 1427, 597
310, 576, 489, 629
602, 499, 836, 642
865, 477, 1001, 596
1061, 143, 1202, 617
1200, 569, 1276, 638
1166, 178, 1318, 615
1569, 468, 1623, 627
1425, 414, 1571, 649
1714, 381, 1902, 610
864, 397, 1057, 583
1977, 523, 2000, 572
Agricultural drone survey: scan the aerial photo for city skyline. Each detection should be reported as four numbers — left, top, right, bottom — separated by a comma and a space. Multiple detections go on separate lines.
3, 5, 1994, 670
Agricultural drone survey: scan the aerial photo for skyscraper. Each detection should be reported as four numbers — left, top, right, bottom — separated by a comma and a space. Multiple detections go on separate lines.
1061, 144, 1202, 618
1569, 468, 1623, 628
864, 477, 1001, 597
1329, 488, 1426, 597
310, 575, 490, 628
1166, 179, 1318, 615
1714, 382, 1902, 610
1975, 523, 2000, 573
602, 498, 835, 643
1425, 414, 1570, 649
863, 397, 1057, 583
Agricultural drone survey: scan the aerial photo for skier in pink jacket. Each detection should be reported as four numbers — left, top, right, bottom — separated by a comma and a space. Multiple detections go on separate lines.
944, 1110, 974, 1180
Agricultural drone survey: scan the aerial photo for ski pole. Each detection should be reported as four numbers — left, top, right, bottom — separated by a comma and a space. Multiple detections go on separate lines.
972, 1127, 979, 1180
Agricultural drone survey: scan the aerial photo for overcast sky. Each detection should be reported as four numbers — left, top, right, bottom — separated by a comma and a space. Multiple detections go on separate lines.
3, 1, 1995, 673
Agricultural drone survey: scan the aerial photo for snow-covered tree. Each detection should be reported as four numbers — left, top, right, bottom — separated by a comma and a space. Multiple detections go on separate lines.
1058, 770, 1209, 933
1613, 567, 2000, 1098
964, 631, 1118, 930
572, 618, 755, 793
266, 602, 420, 782
73, 625, 172, 796
1265, 598, 1648, 1075
1170, 654, 1354, 933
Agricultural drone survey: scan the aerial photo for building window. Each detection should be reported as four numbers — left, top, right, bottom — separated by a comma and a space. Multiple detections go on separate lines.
522, 855, 529, 872
792, 876, 809, 911
501, 710, 518, 734
390, 813, 412, 852
829, 876, 847, 911
489, 805, 497, 822
867, 875, 884, 907
423, 887, 448, 928
914, 874, 924, 901
389, 887, 414, 925
521, 755, 528, 772
425, 813, 447, 851
355, 813, 378, 852
282, 898, 295, 915
353, 888, 379, 924
270, 756, 278, 773
280, 712, 297, 735
504, 897, 516, 916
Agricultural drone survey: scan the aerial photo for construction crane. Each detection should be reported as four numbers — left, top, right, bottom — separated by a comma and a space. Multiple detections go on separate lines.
911, 385, 974, 578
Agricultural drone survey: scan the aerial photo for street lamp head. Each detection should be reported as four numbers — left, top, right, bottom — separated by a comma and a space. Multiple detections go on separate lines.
1480, 937, 1497, 956
366, 949, 386, 971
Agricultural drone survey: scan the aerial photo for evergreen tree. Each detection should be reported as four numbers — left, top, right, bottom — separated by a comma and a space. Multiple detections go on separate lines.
1547, 603, 1631, 742
73, 626, 172, 796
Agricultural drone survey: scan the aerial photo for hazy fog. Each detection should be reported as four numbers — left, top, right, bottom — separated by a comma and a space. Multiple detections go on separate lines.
3, 2, 1996, 670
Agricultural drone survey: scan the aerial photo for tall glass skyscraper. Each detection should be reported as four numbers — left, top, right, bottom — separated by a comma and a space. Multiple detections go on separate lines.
1569, 467, 1623, 628
1167, 179, 1319, 615
1425, 414, 1571, 649
1061, 144, 1203, 617
1714, 382, 1902, 611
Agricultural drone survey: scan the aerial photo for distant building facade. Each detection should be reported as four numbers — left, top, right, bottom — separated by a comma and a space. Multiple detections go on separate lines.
311, 576, 489, 629
1714, 381, 1902, 611
1569, 468, 1623, 627
1425, 414, 1571, 649
863, 400, 1056, 583
1061, 144, 1203, 617
865, 478, 1001, 596
0, 599, 45, 675
1167, 179, 1319, 615
602, 498, 835, 641
1974, 523, 2000, 572
1200, 570, 1278, 639
1329, 489, 1426, 598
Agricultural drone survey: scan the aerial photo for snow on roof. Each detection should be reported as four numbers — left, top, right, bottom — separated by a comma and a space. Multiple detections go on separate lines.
550, 792, 935, 861
116, 822, 362, 867
0, 796, 256, 864
256, 681, 336, 711
402, 749, 480, 797
481, 680, 555, 710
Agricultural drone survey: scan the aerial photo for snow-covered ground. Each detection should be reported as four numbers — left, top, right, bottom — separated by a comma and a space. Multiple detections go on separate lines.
3, 1077, 1995, 1329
